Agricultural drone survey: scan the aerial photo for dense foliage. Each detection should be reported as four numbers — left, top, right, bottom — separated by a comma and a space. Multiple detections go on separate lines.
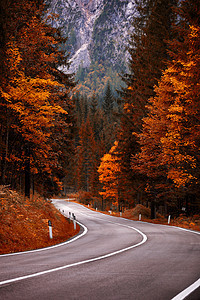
133, 0, 200, 215
0, 0, 75, 197
0, 0, 199, 218
75, 61, 124, 99
74, 0, 200, 217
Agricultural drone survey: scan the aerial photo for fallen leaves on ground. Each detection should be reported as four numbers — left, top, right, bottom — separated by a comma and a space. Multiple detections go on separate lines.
0, 186, 80, 255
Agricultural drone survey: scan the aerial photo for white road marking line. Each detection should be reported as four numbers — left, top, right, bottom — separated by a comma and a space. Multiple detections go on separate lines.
0, 220, 87, 257
77, 210, 200, 300
0, 217, 147, 287
173, 226, 200, 235
1, 200, 199, 300
77, 211, 148, 240
171, 278, 200, 300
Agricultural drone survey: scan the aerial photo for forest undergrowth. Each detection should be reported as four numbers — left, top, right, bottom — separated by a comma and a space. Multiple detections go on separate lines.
67, 193, 200, 232
0, 186, 80, 255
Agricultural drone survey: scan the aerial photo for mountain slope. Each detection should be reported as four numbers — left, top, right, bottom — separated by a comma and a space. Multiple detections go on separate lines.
48, 0, 136, 74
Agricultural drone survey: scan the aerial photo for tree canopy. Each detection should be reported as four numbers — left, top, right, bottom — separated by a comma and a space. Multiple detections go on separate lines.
0, 0, 75, 197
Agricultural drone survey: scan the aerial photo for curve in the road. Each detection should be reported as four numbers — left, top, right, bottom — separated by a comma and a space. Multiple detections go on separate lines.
1, 201, 199, 300
0, 214, 147, 287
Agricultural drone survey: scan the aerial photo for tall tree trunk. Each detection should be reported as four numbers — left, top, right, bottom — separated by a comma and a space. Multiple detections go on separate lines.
25, 146, 30, 198
32, 174, 35, 200
1, 153, 5, 185
1, 122, 9, 184
151, 200, 156, 219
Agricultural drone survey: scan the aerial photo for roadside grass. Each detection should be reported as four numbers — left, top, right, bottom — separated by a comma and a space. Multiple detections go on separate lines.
0, 186, 80, 255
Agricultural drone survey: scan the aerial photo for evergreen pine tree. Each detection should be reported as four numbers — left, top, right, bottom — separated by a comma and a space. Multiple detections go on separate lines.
76, 118, 99, 194
90, 92, 99, 116
102, 81, 114, 116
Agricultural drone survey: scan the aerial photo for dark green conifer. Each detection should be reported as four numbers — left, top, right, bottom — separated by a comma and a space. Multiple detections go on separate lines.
102, 81, 114, 116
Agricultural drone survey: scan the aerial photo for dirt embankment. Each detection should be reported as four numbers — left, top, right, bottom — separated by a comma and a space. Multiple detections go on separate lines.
0, 186, 80, 255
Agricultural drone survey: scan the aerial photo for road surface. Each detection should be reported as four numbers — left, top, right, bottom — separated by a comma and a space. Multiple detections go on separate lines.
0, 200, 200, 300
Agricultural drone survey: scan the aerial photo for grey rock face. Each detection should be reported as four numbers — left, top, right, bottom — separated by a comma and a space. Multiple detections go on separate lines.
48, 0, 136, 73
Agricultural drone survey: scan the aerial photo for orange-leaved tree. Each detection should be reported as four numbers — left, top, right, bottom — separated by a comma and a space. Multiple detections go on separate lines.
0, 0, 75, 197
134, 0, 200, 214
98, 141, 122, 211
0, 41, 66, 194
118, 0, 177, 207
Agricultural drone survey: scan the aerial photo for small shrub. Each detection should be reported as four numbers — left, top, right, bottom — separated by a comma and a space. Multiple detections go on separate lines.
78, 191, 93, 204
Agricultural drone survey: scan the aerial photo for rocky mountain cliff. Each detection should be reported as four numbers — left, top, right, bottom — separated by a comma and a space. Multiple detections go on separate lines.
48, 0, 136, 73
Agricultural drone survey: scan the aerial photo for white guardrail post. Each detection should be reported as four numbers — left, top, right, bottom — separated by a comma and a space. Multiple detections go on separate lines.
73, 214, 76, 230
48, 220, 53, 239
168, 215, 171, 224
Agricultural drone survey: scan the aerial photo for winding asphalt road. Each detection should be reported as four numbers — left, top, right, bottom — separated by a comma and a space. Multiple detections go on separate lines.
0, 200, 200, 300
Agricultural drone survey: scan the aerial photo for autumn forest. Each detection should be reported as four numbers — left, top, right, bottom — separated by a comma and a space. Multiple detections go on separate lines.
0, 0, 200, 219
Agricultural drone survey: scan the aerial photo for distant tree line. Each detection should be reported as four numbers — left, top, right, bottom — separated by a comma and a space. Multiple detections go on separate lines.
72, 81, 120, 205
75, 61, 124, 99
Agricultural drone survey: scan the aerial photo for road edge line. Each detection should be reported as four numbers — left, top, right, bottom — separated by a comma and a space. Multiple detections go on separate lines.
0, 221, 147, 287
171, 278, 200, 300
0, 220, 87, 257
